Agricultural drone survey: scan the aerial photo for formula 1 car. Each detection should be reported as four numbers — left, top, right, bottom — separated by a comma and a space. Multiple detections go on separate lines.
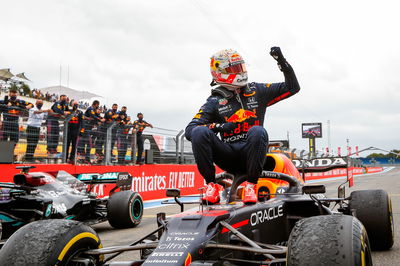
0, 166, 143, 240
0, 154, 394, 265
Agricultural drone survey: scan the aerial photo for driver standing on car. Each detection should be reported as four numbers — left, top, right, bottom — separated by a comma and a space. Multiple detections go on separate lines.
185, 47, 300, 204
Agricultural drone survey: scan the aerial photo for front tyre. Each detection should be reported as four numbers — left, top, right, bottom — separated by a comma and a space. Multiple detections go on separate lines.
0, 219, 102, 266
107, 191, 143, 228
287, 215, 372, 266
349, 189, 394, 250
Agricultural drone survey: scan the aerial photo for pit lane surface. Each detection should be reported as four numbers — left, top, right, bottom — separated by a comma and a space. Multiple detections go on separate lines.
93, 167, 400, 265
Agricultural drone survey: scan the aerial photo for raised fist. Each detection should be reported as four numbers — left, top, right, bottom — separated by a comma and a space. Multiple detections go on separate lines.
270, 46, 285, 62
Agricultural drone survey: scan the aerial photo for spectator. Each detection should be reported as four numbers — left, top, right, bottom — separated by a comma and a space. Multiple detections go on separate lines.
0, 89, 33, 150
104, 103, 119, 157
25, 100, 50, 162
117, 116, 131, 165
77, 100, 104, 164
66, 101, 83, 164
133, 112, 153, 165
93, 108, 106, 162
116, 106, 129, 164
47, 95, 70, 155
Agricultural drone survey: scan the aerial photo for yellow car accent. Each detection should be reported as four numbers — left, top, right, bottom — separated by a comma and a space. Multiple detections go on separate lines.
57, 232, 100, 262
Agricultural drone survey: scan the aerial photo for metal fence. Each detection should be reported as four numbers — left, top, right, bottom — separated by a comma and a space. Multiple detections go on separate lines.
0, 105, 195, 165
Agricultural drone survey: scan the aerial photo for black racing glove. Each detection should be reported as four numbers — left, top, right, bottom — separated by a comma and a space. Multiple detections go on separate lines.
208, 122, 236, 133
270, 46, 290, 72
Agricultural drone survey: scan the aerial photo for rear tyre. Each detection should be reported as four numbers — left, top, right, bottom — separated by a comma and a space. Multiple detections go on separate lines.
349, 189, 394, 250
107, 191, 143, 228
287, 215, 372, 266
0, 219, 102, 266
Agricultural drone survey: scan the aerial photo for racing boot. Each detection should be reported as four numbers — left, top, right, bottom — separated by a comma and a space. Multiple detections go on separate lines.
201, 182, 224, 204
243, 182, 257, 204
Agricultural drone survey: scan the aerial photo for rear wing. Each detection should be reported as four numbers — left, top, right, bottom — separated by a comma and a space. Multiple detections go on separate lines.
292, 157, 354, 187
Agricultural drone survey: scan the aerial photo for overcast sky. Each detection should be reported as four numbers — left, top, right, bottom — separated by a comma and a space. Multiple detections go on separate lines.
1, 0, 399, 155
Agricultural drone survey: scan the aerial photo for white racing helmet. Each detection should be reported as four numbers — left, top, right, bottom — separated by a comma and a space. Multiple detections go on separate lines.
210, 49, 248, 90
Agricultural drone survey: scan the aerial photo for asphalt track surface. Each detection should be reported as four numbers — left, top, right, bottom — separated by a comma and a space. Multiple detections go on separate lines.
93, 167, 400, 265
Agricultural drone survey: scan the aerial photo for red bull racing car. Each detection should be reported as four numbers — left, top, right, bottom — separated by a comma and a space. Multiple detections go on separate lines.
0, 154, 394, 265
0, 166, 143, 240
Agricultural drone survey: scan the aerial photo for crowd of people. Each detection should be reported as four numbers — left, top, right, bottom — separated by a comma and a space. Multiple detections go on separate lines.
31, 89, 59, 103
0, 88, 153, 165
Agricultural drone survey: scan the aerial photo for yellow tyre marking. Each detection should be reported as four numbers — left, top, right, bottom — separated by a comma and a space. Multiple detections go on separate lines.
361, 250, 366, 266
389, 198, 394, 240
57, 232, 100, 262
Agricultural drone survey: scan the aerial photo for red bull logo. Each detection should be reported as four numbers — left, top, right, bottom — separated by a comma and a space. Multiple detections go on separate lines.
226, 109, 257, 123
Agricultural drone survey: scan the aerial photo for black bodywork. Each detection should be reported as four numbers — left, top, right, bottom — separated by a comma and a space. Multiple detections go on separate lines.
84, 171, 336, 266
0, 166, 126, 239
139, 173, 326, 265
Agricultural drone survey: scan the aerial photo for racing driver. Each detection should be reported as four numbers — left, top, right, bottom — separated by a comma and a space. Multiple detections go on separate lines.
185, 47, 300, 204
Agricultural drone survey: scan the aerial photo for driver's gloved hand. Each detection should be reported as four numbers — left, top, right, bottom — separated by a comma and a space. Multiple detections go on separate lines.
270, 46, 290, 72
208, 122, 236, 133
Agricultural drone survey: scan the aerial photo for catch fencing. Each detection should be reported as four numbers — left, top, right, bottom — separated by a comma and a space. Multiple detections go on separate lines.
0, 104, 194, 165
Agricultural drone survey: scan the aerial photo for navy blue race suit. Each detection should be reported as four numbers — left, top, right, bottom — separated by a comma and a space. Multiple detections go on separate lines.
78, 106, 102, 162
185, 60, 300, 184
47, 101, 69, 154
0, 98, 32, 144
116, 111, 129, 164
93, 115, 106, 157
133, 119, 151, 163
117, 121, 131, 164
66, 109, 83, 161
104, 109, 119, 154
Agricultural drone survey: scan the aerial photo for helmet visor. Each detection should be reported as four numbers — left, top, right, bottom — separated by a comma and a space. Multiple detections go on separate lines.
221, 63, 247, 74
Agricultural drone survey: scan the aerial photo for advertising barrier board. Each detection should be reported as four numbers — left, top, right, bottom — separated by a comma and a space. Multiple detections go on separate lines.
0, 163, 384, 201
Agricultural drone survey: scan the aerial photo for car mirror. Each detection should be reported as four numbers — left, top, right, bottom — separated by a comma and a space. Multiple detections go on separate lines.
302, 185, 326, 194
166, 188, 181, 198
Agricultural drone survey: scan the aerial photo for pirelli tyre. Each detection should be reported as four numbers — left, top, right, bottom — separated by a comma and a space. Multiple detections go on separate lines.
0, 219, 102, 266
287, 215, 372, 266
349, 189, 394, 250
107, 191, 143, 228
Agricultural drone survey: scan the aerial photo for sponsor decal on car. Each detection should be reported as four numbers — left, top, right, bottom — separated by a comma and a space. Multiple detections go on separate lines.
292, 157, 347, 168
250, 205, 283, 226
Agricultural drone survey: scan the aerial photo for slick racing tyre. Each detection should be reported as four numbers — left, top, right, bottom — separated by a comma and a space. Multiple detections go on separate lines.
349, 189, 394, 250
287, 215, 372, 266
0, 219, 102, 266
107, 191, 143, 228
